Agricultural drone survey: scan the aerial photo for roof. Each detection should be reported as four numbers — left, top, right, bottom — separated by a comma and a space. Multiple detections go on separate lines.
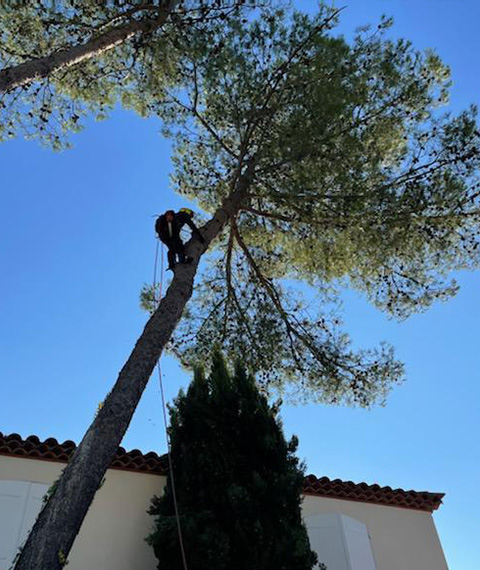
0, 431, 168, 475
0, 431, 444, 513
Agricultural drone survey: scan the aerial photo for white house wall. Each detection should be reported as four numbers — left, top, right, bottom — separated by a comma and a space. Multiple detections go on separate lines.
0, 456, 448, 570
0, 456, 165, 570
303, 494, 448, 570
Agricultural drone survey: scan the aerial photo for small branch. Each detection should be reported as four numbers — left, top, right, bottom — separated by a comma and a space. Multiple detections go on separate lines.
223, 226, 235, 340
242, 206, 295, 223
195, 295, 229, 339
172, 90, 238, 159
223, 224, 259, 346
231, 220, 306, 372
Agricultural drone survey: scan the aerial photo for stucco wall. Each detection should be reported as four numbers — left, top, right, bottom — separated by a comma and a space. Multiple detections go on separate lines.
0, 456, 165, 570
303, 494, 448, 570
1, 455, 448, 570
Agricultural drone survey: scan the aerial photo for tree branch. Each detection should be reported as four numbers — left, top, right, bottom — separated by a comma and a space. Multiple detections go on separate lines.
231, 220, 306, 373
0, 0, 178, 93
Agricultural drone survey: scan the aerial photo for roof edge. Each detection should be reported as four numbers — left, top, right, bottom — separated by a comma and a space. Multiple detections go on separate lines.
0, 431, 443, 513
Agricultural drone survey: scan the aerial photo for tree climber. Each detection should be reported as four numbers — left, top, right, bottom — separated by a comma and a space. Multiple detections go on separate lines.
155, 208, 205, 271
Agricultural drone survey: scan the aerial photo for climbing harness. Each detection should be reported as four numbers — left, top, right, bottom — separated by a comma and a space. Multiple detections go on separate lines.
152, 239, 189, 570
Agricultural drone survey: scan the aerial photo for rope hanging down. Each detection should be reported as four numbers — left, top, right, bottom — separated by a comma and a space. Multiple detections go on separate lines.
152, 238, 189, 570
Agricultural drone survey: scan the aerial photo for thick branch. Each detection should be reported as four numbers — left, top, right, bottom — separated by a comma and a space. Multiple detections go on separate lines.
0, 0, 178, 93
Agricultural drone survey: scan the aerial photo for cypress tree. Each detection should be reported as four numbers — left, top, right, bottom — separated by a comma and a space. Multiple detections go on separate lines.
147, 351, 317, 570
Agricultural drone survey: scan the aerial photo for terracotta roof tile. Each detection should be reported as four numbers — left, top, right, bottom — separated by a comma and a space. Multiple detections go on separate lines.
302, 472, 444, 512
0, 431, 168, 476
0, 432, 443, 512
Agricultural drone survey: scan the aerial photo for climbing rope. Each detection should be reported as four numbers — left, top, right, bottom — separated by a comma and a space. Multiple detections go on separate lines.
152, 239, 160, 297
152, 239, 189, 570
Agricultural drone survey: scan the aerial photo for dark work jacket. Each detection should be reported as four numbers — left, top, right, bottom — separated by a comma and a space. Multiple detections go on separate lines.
155, 212, 199, 243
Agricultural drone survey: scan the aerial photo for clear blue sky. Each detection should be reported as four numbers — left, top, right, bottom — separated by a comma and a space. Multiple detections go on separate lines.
0, 1, 479, 568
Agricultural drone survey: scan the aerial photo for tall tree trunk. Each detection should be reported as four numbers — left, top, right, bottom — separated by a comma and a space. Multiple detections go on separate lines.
13, 167, 252, 570
0, 1, 177, 93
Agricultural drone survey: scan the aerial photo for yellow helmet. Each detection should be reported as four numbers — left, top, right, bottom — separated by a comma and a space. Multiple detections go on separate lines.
179, 207, 194, 217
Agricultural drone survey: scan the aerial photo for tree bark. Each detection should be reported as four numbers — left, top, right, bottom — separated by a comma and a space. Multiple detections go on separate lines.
0, 1, 177, 94
13, 167, 252, 570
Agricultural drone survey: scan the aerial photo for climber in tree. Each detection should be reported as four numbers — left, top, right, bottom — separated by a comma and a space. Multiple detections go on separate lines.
155, 208, 205, 271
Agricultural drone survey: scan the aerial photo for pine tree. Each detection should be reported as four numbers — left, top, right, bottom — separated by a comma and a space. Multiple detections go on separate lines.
147, 351, 317, 570
11, 5, 480, 569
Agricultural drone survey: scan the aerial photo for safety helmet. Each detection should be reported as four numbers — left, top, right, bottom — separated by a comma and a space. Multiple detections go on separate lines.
179, 207, 194, 218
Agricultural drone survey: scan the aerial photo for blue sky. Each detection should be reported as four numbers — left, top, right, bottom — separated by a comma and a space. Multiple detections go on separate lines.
0, 1, 479, 568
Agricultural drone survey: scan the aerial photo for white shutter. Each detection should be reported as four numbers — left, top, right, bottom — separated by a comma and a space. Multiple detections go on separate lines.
306, 513, 350, 570
0, 481, 28, 570
342, 515, 377, 570
18, 483, 49, 548
305, 513, 377, 570
0, 481, 48, 570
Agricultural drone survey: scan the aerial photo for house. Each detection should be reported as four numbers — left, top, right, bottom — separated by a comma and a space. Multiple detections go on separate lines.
0, 431, 448, 570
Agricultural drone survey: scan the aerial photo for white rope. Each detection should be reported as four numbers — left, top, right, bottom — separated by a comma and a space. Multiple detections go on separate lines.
152, 239, 189, 570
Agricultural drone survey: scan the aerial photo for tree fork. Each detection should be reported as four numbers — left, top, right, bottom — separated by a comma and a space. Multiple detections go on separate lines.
13, 167, 253, 570
0, 0, 178, 94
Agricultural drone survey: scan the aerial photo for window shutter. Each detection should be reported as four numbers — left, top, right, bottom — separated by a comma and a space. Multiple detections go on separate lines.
18, 483, 49, 548
305, 513, 377, 570
0, 481, 48, 570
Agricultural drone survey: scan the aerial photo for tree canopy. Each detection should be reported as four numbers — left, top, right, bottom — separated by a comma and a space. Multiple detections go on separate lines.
143, 5, 480, 404
0, 0, 245, 148
4, 2, 480, 405
147, 351, 317, 570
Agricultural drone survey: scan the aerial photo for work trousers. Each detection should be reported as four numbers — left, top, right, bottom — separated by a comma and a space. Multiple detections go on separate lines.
161, 236, 186, 268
